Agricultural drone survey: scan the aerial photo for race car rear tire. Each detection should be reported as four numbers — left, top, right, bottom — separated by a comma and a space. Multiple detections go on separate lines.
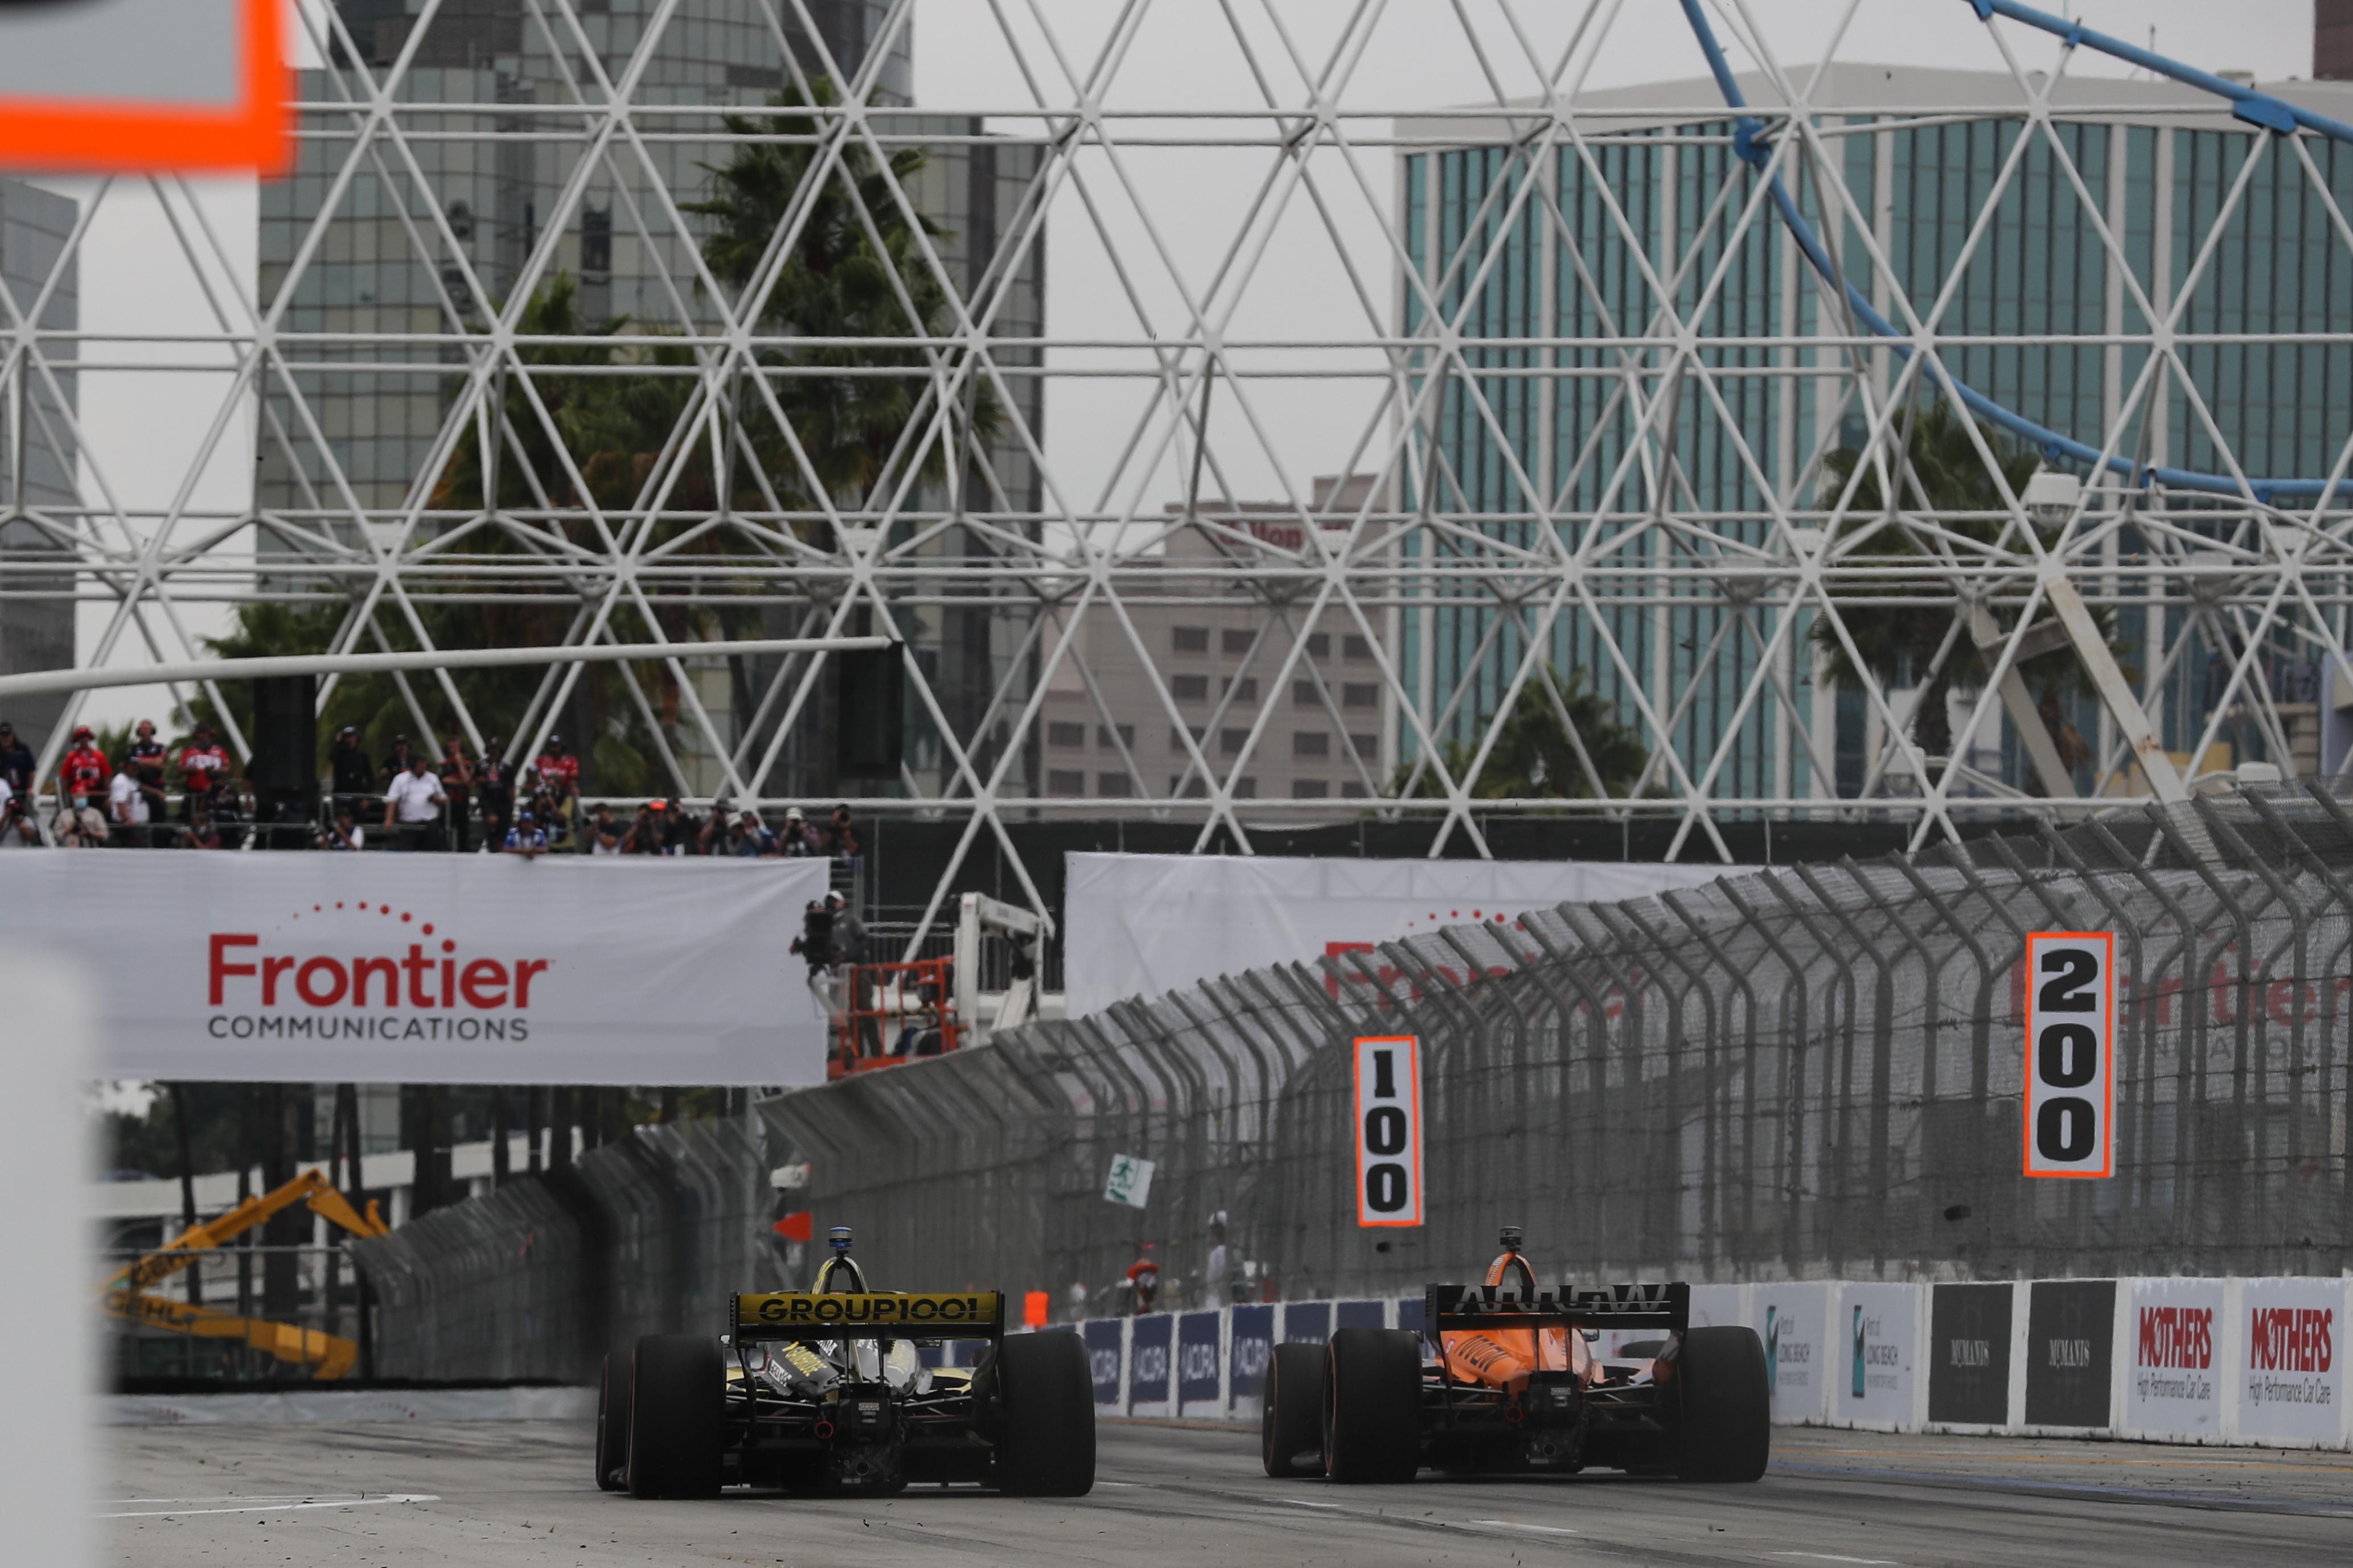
626, 1334, 725, 1499
996, 1331, 1096, 1497
1674, 1326, 1770, 1482
1323, 1328, 1420, 1484
595, 1352, 632, 1492
1260, 1341, 1326, 1478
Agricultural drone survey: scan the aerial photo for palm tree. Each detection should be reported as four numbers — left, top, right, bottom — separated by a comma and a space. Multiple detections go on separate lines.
1812, 403, 2117, 771
1394, 668, 1648, 800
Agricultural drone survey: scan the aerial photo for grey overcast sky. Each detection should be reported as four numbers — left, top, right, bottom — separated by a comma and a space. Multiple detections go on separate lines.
48, 0, 2326, 727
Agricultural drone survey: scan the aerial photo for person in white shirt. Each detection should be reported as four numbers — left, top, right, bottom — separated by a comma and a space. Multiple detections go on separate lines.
382, 754, 448, 851
0, 776, 34, 847
109, 763, 151, 847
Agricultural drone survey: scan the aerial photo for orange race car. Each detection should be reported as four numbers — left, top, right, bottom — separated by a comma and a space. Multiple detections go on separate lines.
1262, 1226, 1768, 1483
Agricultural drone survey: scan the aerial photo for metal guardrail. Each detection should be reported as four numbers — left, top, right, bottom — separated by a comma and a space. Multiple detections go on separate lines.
351, 792, 2353, 1380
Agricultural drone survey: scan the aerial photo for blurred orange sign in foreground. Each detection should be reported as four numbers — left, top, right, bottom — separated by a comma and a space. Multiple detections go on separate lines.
0, 0, 287, 174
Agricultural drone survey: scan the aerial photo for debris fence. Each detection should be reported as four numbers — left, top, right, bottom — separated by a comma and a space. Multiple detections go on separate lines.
358, 794, 2353, 1380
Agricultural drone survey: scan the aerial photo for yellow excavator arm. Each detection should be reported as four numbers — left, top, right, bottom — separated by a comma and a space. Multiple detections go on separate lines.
102, 1167, 387, 1381
105, 1168, 388, 1295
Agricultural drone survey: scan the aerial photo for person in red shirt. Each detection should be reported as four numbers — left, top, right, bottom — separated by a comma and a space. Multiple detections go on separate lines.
59, 725, 109, 805
175, 722, 231, 821
532, 734, 580, 795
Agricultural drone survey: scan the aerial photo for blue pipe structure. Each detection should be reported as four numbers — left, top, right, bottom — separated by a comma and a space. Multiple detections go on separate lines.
1671, 0, 2350, 504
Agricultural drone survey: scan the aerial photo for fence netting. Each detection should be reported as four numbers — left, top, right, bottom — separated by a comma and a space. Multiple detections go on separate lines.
357, 793, 2353, 1380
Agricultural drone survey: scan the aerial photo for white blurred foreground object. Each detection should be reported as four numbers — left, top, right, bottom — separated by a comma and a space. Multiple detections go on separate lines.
0, 954, 95, 1565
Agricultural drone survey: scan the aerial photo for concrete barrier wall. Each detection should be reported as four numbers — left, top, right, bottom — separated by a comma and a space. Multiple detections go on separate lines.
1071, 1278, 2348, 1450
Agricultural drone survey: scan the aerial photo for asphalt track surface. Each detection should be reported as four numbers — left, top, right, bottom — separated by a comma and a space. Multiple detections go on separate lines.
108, 1417, 2353, 1567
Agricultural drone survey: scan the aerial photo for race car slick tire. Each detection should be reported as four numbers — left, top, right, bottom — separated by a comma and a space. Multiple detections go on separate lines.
1323, 1328, 1421, 1484
595, 1352, 632, 1492
626, 1334, 725, 1499
1261, 1341, 1327, 1478
996, 1331, 1096, 1497
1674, 1326, 1771, 1482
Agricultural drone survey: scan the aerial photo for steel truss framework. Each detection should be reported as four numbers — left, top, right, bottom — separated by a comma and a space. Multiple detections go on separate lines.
5, 0, 2353, 941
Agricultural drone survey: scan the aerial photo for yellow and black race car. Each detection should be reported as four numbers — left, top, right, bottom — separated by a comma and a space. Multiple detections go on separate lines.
596, 1228, 1092, 1499
1264, 1227, 1768, 1483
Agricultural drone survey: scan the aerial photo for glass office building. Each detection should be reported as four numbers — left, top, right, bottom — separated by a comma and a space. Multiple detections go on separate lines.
1399, 65, 2353, 802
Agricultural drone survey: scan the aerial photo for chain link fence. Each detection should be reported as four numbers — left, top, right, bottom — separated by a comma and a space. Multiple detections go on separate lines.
355, 792, 2353, 1379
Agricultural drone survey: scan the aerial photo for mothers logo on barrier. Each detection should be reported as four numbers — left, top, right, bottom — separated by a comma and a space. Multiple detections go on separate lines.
0, 854, 830, 1084
2240, 1278, 2343, 1444
2126, 1279, 2221, 1439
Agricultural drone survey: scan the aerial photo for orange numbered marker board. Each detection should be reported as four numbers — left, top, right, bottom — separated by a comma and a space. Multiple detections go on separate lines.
0, 0, 287, 174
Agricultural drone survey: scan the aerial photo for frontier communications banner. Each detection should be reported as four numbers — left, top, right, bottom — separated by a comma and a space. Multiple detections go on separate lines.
0, 854, 829, 1085
1062, 853, 1734, 1016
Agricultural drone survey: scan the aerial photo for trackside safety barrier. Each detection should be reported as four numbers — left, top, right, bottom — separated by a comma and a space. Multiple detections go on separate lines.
1074, 1277, 2350, 1450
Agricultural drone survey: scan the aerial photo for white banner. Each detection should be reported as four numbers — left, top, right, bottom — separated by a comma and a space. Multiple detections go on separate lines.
1840, 1282, 1921, 1426
0, 854, 830, 1085
1062, 853, 1735, 1016
2125, 1278, 2223, 1440
2238, 1277, 2345, 1444
1755, 1282, 1832, 1424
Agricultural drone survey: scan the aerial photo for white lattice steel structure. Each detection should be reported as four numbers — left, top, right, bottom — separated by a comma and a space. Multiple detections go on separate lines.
5, 0, 2353, 929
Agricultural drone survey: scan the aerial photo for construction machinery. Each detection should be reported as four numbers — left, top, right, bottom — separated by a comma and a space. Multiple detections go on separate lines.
100, 1169, 388, 1380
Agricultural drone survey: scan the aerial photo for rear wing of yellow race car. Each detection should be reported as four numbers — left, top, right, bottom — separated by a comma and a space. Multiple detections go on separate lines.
1423, 1281, 1690, 1335
732, 1291, 1006, 1344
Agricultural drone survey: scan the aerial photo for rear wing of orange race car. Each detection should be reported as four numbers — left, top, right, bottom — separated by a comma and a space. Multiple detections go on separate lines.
1423, 1281, 1690, 1335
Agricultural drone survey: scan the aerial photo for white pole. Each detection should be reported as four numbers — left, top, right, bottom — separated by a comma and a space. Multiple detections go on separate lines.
0, 637, 897, 703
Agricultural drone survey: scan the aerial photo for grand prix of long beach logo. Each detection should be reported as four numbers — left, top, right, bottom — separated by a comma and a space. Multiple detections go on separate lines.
205, 897, 554, 1043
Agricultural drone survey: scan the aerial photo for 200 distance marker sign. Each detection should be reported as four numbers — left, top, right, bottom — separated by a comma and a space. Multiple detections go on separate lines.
2023, 932, 2116, 1179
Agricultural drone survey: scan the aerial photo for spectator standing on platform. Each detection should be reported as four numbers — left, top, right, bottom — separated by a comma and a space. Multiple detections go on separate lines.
60, 724, 108, 810
776, 806, 810, 856
437, 737, 476, 853
377, 734, 414, 788
503, 810, 549, 859
661, 798, 700, 855
181, 796, 224, 850
126, 720, 169, 824
0, 773, 33, 848
733, 810, 776, 858
825, 802, 860, 867
175, 722, 230, 824
0, 720, 35, 800
330, 725, 374, 821
621, 800, 665, 855
382, 752, 447, 851
321, 807, 364, 851
474, 738, 515, 848
586, 801, 622, 854
108, 758, 151, 847
533, 736, 580, 848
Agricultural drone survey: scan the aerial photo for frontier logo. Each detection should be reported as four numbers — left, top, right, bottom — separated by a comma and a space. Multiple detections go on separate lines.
206, 899, 552, 1042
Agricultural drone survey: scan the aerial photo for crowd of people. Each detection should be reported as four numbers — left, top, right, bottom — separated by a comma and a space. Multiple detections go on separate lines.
0, 715, 867, 863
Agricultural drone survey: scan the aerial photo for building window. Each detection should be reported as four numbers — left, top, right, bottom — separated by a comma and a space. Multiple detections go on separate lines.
1046, 721, 1086, 747
1222, 677, 1259, 701
1342, 781, 1368, 799
580, 205, 612, 280
1097, 772, 1133, 797
1292, 731, 1330, 758
1219, 727, 1251, 756
1169, 775, 1209, 798
1221, 627, 1254, 654
1169, 725, 1204, 751
1305, 632, 1330, 657
1344, 634, 1373, 660
1292, 679, 1317, 707
1173, 674, 1209, 701
1342, 682, 1378, 708
1291, 779, 1329, 799
1097, 724, 1135, 750
1350, 732, 1378, 759
1172, 626, 1209, 653
1046, 769, 1085, 795
1231, 777, 1258, 799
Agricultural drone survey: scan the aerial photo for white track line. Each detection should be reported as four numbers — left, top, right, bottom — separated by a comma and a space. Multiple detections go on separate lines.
1772, 1554, 1898, 1565
103, 1495, 438, 1520
1473, 1519, 1580, 1535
